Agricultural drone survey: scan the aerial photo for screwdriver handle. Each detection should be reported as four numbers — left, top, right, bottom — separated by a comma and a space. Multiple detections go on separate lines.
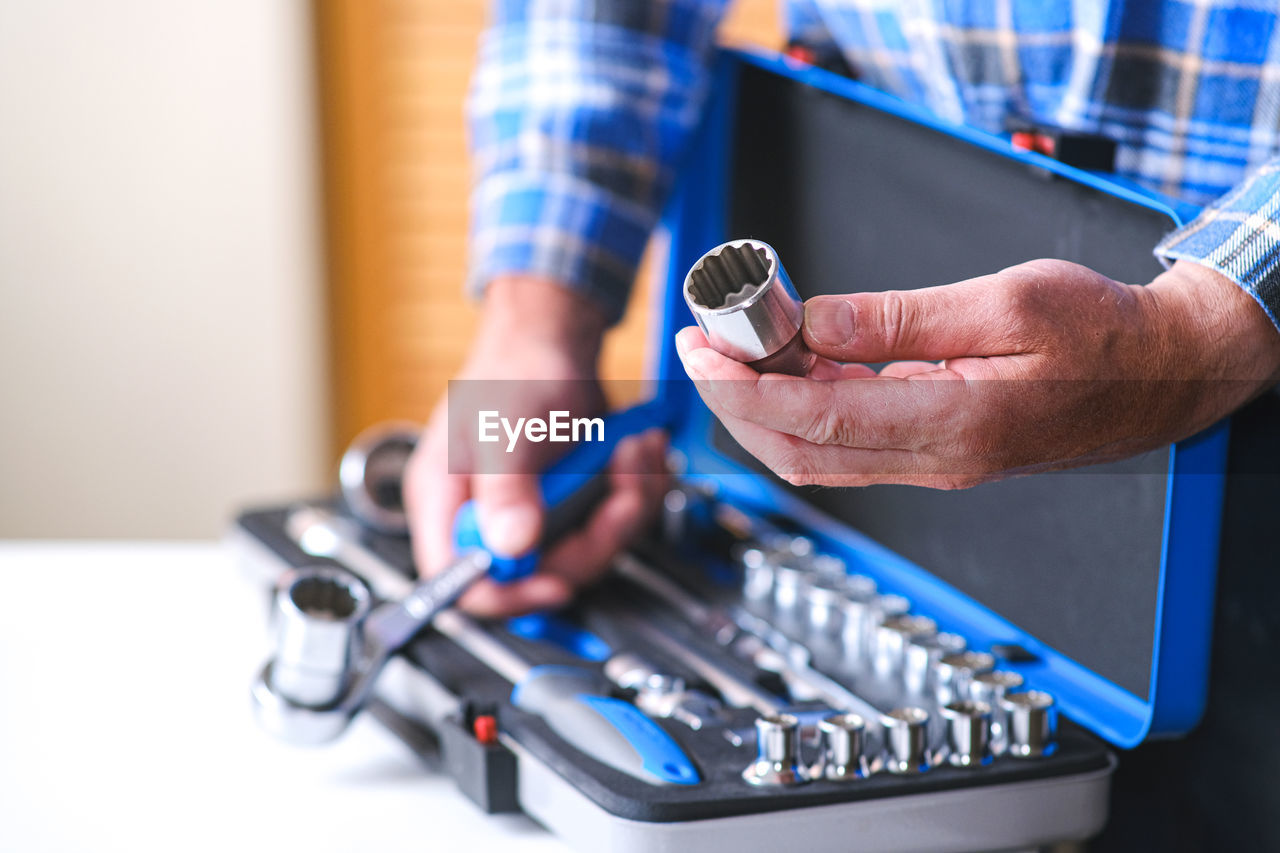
453, 404, 666, 582
511, 665, 700, 786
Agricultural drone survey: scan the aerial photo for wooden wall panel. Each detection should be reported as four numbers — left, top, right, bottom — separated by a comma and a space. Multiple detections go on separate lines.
315, 0, 781, 458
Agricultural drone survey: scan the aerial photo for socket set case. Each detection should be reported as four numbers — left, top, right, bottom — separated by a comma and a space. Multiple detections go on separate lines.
233, 49, 1228, 852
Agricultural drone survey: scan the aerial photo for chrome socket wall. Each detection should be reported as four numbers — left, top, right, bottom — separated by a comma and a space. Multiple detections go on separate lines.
812, 714, 867, 781
903, 632, 967, 696
934, 650, 996, 706
742, 713, 808, 786
684, 239, 816, 376
942, 700, 993, 768
843, 593, 910, 665
338, 422, 419, 535
1002, 690, 1057, 758
872, 615, 937, 680
971, 670, 1025, 754
880, 707, 931, 774
269, 566, 371, 707
741, 548, 776, 603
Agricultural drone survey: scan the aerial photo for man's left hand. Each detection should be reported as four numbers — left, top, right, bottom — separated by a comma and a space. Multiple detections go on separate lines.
676, 259, 1280, 489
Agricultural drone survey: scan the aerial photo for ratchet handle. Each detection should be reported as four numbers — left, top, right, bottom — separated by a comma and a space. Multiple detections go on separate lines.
511, 665, 700, 786
453, 404, 664, 582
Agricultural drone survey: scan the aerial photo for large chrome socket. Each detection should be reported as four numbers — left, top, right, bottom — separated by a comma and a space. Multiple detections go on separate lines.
872, 614, 937, 680
970, 670, 1025, 754
934, 650, 996, 706
338, 422, 419, 535
269, 566, 371, 707
942, 700, 993, 768
880, 707, 931, 774
684, 239, 816, 376
1001, 690, 1057, 758
742, 713, 809, 786
903, 632, 967, 696
811, 714, 867, 781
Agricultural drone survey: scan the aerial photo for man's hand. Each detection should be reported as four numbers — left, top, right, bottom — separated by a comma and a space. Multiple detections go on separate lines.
676, 259, 1280, 489
404, 276, 668, 617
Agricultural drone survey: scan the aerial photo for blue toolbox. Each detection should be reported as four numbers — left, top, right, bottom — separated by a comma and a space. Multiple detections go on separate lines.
233, 48, 1228, 852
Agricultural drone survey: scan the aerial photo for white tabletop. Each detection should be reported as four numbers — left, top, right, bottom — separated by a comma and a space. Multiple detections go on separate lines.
0, 541, 569, 853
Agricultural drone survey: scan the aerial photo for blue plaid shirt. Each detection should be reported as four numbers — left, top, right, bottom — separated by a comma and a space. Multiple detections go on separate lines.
468, 0, 1280, 330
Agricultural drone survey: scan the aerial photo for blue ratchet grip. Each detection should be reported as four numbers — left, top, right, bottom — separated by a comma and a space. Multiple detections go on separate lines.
452, 404, 666, 583
511, 665, 700, 786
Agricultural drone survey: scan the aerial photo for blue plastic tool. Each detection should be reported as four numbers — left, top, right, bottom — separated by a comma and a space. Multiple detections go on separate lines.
511, 665, 700, 786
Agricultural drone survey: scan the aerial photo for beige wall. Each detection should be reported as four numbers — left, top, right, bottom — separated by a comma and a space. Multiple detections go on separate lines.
0, 0, 328, 538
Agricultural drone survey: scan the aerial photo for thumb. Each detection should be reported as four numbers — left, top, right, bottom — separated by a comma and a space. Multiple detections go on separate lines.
471, 472, 544, 557
802, 278, 1019, 363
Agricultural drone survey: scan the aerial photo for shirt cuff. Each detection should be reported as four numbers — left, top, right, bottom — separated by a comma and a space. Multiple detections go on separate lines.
1153, 159, 1280, 332
466, 170, 657, 326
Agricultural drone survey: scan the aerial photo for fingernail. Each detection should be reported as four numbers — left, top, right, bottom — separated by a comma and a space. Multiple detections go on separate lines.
805, 299, 855, 346
481, 505, 540, 556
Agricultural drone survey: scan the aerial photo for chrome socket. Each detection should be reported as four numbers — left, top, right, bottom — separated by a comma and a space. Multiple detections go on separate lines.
842, 593, 910, 665
811, 714, 867, 781
338, 422, 419, 535
934, 650, 996, 706
741, 548, 776, 603
661, 488, 690, 545
269, 566, 371, 707
803, 576, 847, 634
742, 713, 809, 786
842, 573, 878, 602
880, 707, 931, 774
903, 632, 967, 696
970, 670, 1025, 754
684, 239, 816, 376
810, 553, 847, 582
773, 565, 808, 612
872, 614, 937, 681
1001, 690, 1057, 758
942, 700, 993, 768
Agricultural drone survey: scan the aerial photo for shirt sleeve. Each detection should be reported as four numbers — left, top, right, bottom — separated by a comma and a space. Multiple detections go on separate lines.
466, 0, 731, 325
1154, 156, 1280, 332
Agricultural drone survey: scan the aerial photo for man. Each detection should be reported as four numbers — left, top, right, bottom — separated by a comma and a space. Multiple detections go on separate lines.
404, 3, 1280, 846
406, 0, 1280, 613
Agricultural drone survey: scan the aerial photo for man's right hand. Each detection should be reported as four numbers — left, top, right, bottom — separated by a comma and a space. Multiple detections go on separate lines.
403, 275, 668, 617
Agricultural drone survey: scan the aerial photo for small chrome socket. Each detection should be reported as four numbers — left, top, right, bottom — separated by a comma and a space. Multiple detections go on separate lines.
881, 707, 931, 774
1001, 690, 1057, 758
684, 239, 816, 376
810, 553, 847, 582
842, 573, 878, 601
942, 700, 993, 768
903, 632, 967, 696
970, 670, 1025, 754
842, 593, 910, 665
269, 566, 372, 708
741, 547, 776, 603
802, 575, 847, 634
743, 713, 809, 786
934, 650, 996, 706
811, 714, 867, 781
872, 614, 938, 681
772, 565, 808, 612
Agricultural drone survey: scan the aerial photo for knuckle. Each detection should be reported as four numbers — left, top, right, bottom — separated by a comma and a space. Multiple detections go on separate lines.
875, 290, 914, 354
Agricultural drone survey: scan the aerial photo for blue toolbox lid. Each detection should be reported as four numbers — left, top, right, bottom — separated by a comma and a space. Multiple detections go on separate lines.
643, 49, 1227, 748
